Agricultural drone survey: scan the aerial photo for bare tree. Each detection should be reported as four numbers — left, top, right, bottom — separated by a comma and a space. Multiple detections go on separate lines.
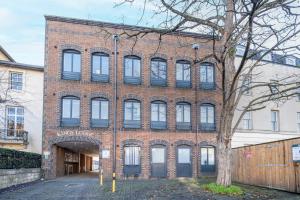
112, 0, 300, 186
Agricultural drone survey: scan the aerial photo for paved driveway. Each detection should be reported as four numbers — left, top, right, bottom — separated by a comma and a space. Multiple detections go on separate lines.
0, 173, 299, 200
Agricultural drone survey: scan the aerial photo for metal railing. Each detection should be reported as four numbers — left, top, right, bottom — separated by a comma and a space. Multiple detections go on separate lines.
0, 129, 28, 144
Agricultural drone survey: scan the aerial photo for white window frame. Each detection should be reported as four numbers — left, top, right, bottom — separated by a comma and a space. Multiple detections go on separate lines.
271, 110, 279, 132
286, 57, 296, 66
236, 46, 245, 56
242, 111, 252, 130
6, 106, 24, 138
262, 51, 272, 61
297, 112, 300, 133
124, 145, 140, 166
10, 72, 23, 91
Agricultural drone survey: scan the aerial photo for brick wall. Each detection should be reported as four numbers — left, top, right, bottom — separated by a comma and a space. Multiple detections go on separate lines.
43, 16, 222, 179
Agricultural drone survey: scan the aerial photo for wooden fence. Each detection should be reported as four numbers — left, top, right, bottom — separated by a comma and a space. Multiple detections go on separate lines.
232, 137, 300, 193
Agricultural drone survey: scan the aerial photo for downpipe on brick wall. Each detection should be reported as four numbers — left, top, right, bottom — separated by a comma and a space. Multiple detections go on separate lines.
112, 34, 119, 193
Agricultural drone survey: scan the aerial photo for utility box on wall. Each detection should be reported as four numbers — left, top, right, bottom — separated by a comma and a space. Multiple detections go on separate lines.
292, 144, 300, 163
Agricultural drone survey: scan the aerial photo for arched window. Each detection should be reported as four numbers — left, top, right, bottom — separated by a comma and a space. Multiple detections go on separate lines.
62, 49, 81, 80
123, 144, 141, 176
91, 52, 109, 82
124, 55, 141, 85
200, 103, 216, 131
176, 102, 191, 130
200, 146, 216, 173
200, 63, 215, 90
124, 99, 141, 128
151, 101, 167, 130
150, 58, 167, 86
91, 98, 109, 128
176, 60, 191, 88
61, 96, 80, 126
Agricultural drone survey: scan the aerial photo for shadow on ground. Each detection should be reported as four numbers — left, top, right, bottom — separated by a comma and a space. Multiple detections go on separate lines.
0, 173, 299, 200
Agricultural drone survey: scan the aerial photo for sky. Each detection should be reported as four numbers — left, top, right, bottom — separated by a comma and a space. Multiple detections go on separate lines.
0, 0, 156, 66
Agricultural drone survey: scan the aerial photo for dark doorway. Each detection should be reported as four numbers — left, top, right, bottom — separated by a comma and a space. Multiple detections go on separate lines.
176, 145, 192, 177
151, 145, 167, 178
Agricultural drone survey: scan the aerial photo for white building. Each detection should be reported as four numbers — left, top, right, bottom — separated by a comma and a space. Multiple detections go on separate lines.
232, 48, 300, 147
0, 46, 44, 153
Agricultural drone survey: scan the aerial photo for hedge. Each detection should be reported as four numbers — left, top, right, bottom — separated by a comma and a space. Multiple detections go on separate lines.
0, 148, 41, 169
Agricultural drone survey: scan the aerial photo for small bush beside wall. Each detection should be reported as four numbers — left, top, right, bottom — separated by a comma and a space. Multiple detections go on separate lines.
0, 148, 41, 169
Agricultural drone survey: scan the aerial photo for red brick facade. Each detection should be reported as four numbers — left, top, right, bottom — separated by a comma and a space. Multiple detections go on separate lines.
42, 16, 222, 179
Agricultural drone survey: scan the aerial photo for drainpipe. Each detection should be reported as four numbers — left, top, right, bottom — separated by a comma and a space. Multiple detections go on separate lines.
192, 43, 200, 177
112, 34, 119, 193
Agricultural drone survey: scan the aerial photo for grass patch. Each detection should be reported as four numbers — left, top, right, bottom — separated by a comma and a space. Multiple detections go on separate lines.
202, 183, 244, 196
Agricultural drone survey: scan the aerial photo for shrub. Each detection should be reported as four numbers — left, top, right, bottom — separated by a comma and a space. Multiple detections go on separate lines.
0, 148, 41, 169
202, 183, 243, 196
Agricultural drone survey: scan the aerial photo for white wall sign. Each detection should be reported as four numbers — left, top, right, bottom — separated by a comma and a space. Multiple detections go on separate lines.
292, 144, 300, 162
102, 150, 110, 159
44, 151, 50, 159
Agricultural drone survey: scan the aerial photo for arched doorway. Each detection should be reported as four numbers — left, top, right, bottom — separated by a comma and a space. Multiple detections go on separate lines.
45, 135, 101, 179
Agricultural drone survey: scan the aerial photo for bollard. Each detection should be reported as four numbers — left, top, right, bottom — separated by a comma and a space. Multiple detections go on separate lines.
112, 172, 116, 192
99, 169, 103, 186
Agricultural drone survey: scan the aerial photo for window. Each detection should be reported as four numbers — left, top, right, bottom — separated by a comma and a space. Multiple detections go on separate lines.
270, 81, 279, 95
151, 101, 167, 129
6, 106, 24, 138
296, 83, 300, 102
200, 104, 216, 131
124, 145, 141, 176
91, 98, 109, 127
297, 112, 300, 133
242, 75, 251, 95
91, 52, 109, 82
176, 102, 191, 130
271, 110, 279, 131
124, 146, 140, 165
61, 96, 80, 126
150, 58, 167, 86
201, 146, 216, 172
62, 50, 81, 80
10, 72, 23, 91
286, 57, 296, 66
236, 46, 245, 56
261, 51, 272, 61
124, 100, 141, 128
242, 111, 252, 129
178, 148, 191, 164
124, 56, 141, 84
151, 147, 165, 163
200, 63, 215, 90
176, 60, 191, 88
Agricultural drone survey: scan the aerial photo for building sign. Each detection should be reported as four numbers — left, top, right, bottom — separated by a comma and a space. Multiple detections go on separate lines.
57, 130, 94, 137
44, 151, 50, 159
102, 149, 110, 159
292, 144, 300, 162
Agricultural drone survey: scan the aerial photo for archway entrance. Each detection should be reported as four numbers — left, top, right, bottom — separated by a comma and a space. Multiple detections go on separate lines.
47, 135, 101, 178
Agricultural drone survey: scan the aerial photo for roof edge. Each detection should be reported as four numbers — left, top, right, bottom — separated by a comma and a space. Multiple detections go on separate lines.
44, 15, 216, 39
0, 45, 15, 62
0, 60, 44, 71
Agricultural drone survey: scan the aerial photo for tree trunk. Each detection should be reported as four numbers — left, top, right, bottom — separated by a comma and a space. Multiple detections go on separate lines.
216, 135, 232, 186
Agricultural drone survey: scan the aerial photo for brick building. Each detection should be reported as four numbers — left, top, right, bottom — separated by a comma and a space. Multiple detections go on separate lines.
42, 16, 222, 179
